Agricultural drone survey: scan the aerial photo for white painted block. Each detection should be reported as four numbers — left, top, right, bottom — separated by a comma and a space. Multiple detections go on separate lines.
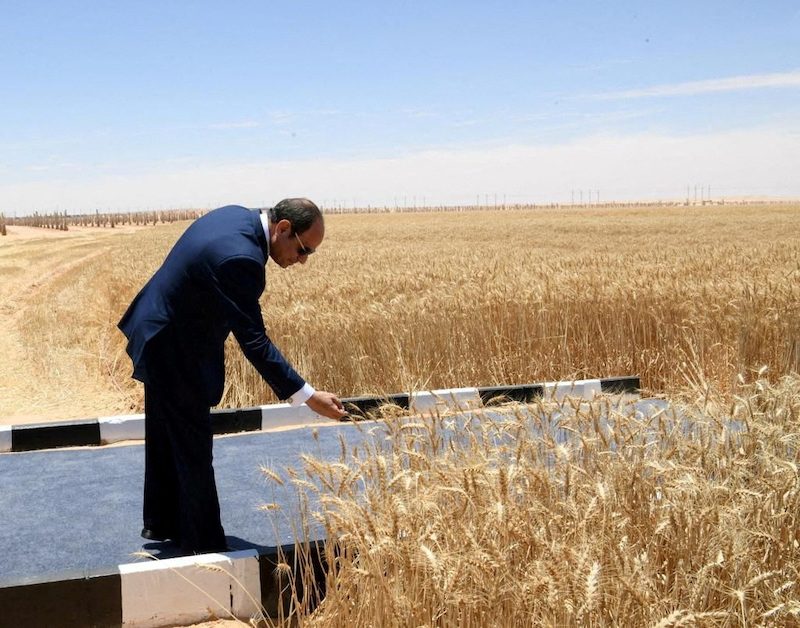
261, 403, 320, 430
581, 379, 603, 400
543, 380, 582, 401
0, 425, 11, 453
119, 550, 261, 627
435, 387, 482, 409
411, 388, 481, 413
98, 414, 146, 443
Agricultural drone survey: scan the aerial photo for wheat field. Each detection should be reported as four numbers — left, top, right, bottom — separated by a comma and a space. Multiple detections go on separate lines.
2, 203, 797, 420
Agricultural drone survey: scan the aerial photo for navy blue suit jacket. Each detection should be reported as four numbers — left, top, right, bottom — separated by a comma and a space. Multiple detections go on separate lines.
118, 205, 305, 406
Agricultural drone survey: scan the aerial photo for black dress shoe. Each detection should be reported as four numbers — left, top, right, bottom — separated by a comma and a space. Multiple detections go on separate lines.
141, 527, 180, 542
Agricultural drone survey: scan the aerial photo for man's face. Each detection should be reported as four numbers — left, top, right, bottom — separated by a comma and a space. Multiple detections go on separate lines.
269, 218, 325, 268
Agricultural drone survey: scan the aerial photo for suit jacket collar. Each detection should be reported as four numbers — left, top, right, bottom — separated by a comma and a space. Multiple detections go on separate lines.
252, 208, 270, 261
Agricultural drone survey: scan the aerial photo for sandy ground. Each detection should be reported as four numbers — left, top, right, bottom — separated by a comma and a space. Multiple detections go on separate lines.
0, 224, 143, 240
0, 225, 144, 424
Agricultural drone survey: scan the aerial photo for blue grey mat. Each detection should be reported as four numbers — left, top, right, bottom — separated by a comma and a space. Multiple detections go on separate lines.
0, 422, 368, 586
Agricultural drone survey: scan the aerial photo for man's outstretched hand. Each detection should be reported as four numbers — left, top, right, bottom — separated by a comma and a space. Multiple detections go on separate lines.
306, 390, 348, 421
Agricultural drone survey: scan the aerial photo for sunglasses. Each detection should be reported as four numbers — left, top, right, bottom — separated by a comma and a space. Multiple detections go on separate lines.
294, 231, 315, 256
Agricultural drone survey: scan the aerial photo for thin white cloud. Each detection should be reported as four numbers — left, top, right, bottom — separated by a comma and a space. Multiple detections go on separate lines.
597, 70, 800, 99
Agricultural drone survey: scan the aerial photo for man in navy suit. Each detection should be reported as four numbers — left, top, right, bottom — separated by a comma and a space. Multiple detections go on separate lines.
119, 199, 346, 554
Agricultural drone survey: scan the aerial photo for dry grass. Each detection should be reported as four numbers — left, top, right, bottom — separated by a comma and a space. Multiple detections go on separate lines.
1, 203, 798, 419
262, 375, 800, 626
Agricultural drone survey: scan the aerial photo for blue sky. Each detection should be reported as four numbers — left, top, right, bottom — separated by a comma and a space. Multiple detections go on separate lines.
2, 1, 799, 212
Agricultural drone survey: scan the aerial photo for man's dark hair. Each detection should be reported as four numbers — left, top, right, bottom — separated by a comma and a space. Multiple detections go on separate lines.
267, 198, 322, 234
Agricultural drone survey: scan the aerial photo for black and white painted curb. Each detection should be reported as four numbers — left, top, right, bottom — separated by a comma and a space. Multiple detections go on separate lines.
0, 376, 639, 453
0, 543, 323, 627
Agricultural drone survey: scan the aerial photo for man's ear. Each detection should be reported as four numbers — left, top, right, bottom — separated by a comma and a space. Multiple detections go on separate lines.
276, 219, 293, 236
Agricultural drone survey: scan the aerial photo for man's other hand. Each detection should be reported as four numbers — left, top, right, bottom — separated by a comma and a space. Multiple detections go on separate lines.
306, 391, 348, 421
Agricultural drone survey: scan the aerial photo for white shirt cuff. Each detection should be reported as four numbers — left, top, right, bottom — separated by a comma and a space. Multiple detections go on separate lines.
288, 383, 315, 406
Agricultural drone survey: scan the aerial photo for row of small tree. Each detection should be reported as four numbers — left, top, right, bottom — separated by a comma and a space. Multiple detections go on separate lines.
64, 209, 205, 228
2, 209, 207, 231
8, 212, 70, 230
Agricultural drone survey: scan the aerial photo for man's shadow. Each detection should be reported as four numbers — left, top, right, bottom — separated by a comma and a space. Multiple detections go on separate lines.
141, 534, 271, 559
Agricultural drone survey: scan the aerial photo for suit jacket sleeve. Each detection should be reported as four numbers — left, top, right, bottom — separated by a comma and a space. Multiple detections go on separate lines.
211, 254, 305, 401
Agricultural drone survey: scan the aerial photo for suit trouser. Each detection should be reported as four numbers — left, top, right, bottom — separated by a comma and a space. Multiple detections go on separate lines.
143, 383, 227, 553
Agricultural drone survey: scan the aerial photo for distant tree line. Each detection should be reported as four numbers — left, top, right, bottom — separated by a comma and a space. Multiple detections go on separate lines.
8, 211, 70, 230
3, 209, 207, 231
